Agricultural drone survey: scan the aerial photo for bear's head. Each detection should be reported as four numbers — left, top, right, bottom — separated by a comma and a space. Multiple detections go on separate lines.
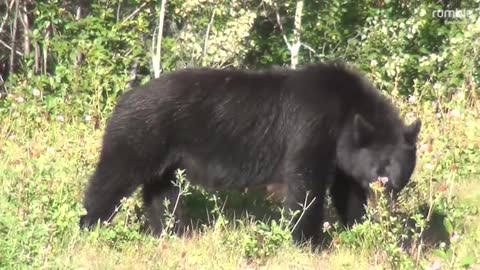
337, 114, 422, 193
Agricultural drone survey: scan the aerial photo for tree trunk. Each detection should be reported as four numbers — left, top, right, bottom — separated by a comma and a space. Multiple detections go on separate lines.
21, 1, 30, 56
152, 0, 167, 78
9, 0, 19, 74
290, 0, 303, 69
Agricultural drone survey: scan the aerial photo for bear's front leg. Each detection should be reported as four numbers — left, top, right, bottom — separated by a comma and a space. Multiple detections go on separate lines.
330, 168, 368, 228
80, 149, 144, 230
281, 152, 334, 248
284, 181, 326, 248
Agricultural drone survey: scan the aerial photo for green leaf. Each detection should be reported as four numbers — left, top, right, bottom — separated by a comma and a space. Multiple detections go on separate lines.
459, 256, 475, 267
443, 217, 454, 235
432, 249, 448, 260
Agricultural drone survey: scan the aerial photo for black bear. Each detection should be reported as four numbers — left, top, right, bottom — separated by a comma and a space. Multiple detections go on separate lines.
79, 62, 421, 246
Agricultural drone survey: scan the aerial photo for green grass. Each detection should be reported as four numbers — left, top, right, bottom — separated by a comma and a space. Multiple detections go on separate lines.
1, 97, 479, 270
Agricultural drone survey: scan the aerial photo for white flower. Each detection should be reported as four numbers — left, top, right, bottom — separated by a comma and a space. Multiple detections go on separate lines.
450, 233, 460, 243
408, 95, 417, 103
426, 261, 442, 270
32, 88, 41, 97
419, 9, 426, 17
47, 147, 55, 155
449, 109, 461, 119
377, 176, 389, 185
15, 96, 24, 103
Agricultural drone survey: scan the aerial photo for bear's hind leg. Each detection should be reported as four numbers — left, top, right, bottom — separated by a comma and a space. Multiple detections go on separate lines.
142, 168, 185, 237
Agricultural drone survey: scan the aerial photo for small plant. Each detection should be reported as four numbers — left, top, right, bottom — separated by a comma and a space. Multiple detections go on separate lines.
326, 178, 426, 269
221, 192, 321, 260
244, 219, 293, 259
430, 198, 478, 269
222, 209, 294, 260
161, 169, 192, 238
86, 195, 144, 245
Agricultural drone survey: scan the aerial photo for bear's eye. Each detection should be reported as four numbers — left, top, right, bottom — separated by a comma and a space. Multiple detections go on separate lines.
376, 159, 390, 176
376, 167, 386, 176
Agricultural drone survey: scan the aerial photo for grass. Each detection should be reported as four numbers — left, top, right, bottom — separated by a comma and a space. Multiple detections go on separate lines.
1, 95, 479, 269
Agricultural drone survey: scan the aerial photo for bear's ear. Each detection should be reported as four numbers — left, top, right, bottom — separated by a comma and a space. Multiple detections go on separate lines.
353, 114, 374, 146
404, 119, 421, 144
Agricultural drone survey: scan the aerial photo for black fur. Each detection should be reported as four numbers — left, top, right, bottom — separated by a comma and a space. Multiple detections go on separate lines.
79, 62, 421, 246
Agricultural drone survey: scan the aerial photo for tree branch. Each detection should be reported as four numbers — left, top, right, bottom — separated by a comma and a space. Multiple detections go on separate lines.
301, 43, 316, 54
122, 2, 148, 23
0, 0, 9, 34
0, 38, 23, 56
202, 8, 216, 66
272, 1, 291, 50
